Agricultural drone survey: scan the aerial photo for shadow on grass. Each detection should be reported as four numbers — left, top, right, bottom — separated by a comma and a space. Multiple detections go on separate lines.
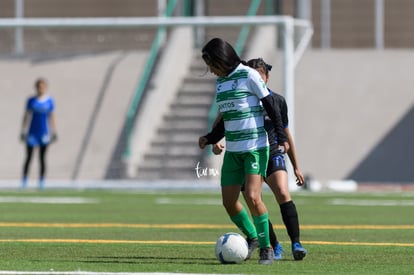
82, 255, 298, 265
80, 255, 219, 265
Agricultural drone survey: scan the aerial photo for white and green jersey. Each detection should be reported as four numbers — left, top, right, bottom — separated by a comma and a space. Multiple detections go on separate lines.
216, 63, 270, 153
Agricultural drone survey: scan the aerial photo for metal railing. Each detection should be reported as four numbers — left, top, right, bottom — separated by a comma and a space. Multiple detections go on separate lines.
8, 0, 390, 52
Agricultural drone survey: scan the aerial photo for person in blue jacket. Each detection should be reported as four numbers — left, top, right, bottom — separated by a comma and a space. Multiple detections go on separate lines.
20, 78, 57, 189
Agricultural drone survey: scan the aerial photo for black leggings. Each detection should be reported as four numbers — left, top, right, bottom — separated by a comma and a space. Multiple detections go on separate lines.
23, 145, 48, 179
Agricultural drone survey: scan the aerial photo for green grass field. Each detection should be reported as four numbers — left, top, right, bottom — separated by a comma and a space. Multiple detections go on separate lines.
0, 189, 412, 274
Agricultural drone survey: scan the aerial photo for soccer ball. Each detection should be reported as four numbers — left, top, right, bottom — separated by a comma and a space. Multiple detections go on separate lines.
215, 232, 248, 264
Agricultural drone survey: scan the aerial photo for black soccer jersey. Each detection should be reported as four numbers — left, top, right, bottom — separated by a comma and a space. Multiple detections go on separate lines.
263, 89, 289, 147
204, 89, 288, 148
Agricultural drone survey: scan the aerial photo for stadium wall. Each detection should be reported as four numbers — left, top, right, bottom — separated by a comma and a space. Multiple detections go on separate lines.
1, 46, 413, 185
0, 51, 148, 181
294, 50, 414, 184
206, 44, 414, 185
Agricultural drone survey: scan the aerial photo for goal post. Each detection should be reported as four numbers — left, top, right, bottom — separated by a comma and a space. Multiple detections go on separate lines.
0, 16, 313, 184
0, 15, 313, 139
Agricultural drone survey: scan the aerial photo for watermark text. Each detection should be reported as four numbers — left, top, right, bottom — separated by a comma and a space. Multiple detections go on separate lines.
195, 162, 219, 178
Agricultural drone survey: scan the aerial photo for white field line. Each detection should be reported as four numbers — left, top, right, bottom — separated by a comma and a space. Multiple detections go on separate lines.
0, 272, 231, 275
155, 198, 222, 205
0, 196, 98, 204
328, 198, 414, 206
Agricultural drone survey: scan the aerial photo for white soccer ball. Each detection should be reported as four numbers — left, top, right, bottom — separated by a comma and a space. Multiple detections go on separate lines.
215, 232, 248, 264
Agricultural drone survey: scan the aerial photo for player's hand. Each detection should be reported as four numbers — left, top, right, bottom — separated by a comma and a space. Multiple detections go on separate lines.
277, 142, 290, 154
51, 132, 58, 143
212, 143, 224, 155
294, 168, 305, 186
20, 132, 26, 142
198, 136, 208, 149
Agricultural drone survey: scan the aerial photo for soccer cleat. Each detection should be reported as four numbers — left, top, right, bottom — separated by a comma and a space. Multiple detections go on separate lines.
258, 247, 274, 265
292, 242, 307, 260
245, 238, 259, 260
273, 242, 283, 260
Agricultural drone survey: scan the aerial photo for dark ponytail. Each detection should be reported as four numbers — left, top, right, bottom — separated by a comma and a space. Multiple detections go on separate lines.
202, 38, 242, 75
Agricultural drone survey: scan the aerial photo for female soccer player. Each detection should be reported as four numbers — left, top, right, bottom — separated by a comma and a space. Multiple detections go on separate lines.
20, 78, 57, 189
204, 58, 307, 261
198, 38, 288, 265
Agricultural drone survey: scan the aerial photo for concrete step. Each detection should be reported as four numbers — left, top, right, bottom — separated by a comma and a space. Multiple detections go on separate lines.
170, 102, 211, 112
162, 117, 207, 129
140, 155, 199, 169
134, 50, 214, 180
175, 94, 213, 105
151, 140, 197, 147
164, 113, 207, 120
161, 122, 206, 131
178, 84, 213, 93
154, 131, 203, 143
178, 89, 214, 98
169, 106, 211, 117
144, 145, 200, 157
136, 167, 198, 180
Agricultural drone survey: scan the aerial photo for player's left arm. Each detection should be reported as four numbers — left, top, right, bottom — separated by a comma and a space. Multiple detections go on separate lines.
49, 112, 58, 142
20, 111, 30, 142
280, 96, 304, 185
285, 127, 305, 186
262, 97, 289, 152
20, 98, 31, 142
49, 99, 57, 142
248, 70, 288, 149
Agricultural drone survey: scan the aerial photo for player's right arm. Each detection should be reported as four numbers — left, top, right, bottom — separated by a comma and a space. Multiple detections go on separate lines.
261, 95, 288, 150
49, 112, 57, 142
198, 117, 225, 149
285, 127, 305, 185
20, 98, 31, 142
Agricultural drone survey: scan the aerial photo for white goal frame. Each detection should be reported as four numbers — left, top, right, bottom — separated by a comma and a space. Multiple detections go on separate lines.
0, 15, 313, 140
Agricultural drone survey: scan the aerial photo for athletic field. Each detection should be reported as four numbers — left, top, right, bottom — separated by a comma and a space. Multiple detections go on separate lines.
0, 189, 412, 274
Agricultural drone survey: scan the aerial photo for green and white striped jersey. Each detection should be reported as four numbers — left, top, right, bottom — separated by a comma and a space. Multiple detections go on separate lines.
216, 63, 270, 153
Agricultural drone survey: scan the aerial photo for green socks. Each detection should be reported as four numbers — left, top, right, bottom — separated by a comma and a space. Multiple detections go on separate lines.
253, 212, 270, 248
230, 209, 271, 248
230, 207, 257, 240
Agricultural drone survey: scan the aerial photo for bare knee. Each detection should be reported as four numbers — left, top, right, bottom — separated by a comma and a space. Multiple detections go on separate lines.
243, 190, 265, 216
243, 190, 262, 208
276, 191, 291, 205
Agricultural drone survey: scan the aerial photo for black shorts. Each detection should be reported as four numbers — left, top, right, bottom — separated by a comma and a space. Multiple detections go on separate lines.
266, 146, 287, 177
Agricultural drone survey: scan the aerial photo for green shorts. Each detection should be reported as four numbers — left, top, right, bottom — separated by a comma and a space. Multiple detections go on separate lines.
220, 147, 269, 187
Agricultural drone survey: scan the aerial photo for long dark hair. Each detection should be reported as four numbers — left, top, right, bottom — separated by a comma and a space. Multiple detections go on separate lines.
202, 38, 245, 76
